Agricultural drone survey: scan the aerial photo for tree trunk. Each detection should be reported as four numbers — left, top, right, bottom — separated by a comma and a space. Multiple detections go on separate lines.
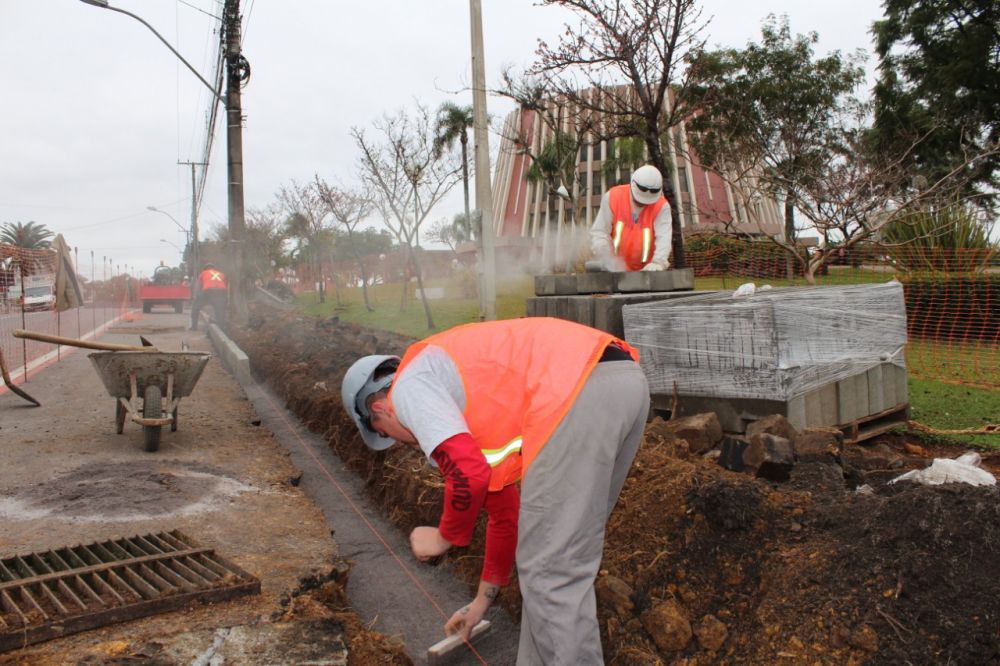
408, 246, 435, 330
647, 137, 685, 269
785, 194, 796, 281
358, 257, 374, 312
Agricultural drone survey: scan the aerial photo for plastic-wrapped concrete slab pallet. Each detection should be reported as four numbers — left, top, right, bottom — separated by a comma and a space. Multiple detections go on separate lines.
622, 281, 909, 438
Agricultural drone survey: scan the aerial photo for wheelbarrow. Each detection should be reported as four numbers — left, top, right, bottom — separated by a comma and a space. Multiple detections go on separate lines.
88, 351, 211, 452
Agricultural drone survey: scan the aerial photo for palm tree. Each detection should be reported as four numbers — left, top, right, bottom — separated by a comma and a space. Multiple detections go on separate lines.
433, 102, 475, 242
1, 221, 54, 249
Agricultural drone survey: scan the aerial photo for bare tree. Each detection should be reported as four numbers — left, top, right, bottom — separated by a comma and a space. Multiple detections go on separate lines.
278, 179, 332, 303
710, 113, 1000, 283
314, 176, 377, 312
501, 0, 710, 268
351, 105, 462, 330
242, 203, 288, 287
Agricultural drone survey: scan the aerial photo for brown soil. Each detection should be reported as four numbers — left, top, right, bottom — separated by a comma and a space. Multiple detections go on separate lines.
233, 304, 1000, 665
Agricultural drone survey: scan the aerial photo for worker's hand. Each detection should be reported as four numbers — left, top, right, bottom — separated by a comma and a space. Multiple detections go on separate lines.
641, 261, 666, 271
444, 596, 488, 641
410, 526, 451, 562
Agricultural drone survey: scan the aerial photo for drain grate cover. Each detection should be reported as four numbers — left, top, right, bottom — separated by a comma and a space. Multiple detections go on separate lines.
0, 530, 260, 653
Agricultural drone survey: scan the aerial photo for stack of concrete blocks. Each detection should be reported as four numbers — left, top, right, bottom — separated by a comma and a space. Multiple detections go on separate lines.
526, 269, 699, 338
622, 282, 910, 439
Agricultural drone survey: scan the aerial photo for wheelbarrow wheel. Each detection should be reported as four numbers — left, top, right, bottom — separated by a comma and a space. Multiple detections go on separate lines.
115, 399, 126, 434
143, 384, 163, 452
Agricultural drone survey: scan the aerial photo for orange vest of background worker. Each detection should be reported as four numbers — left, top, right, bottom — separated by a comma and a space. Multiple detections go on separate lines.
341, 317, 650, 664
197, 267, 228, 291
590, 164, 672, 271
191, 263, 228, 331
608, 183, 668, 271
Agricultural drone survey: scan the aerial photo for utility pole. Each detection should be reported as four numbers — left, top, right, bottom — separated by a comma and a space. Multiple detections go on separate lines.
178, 160, 206, 281
223, 0, 247, 321
470, 0, 497, 320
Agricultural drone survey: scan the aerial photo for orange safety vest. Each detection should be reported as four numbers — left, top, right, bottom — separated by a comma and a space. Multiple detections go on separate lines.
608, 184, 667, 271
391, 318, 639, 492
198, 269, 228, 291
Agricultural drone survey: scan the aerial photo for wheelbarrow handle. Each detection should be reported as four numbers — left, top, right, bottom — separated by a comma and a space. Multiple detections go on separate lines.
13, 329, 158, 353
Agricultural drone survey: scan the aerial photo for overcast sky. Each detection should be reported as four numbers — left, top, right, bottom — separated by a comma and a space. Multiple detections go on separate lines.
1, 0, 886, 279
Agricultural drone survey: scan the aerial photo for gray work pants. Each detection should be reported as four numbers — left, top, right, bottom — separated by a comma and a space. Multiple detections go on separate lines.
516, 360, 649, 666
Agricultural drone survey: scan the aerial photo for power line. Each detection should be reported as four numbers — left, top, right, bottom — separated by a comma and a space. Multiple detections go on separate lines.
174, 0, 221, 21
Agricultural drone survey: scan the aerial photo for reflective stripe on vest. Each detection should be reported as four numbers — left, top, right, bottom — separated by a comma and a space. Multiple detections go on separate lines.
612, 220, 625, 254
482, 436, 522, 467
641, 227, 652, 264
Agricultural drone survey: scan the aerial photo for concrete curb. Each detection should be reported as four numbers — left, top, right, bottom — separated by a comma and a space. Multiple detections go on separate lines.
207, 323, 252, 386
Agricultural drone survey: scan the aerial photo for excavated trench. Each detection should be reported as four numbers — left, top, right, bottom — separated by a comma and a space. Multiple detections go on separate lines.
243, 376, 520, 666
232, 304, 1000, 666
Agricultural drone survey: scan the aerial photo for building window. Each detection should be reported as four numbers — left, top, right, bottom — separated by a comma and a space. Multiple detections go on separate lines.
579, 142, 589, 161
677, 166, 689, 193
592, 170, 602, 195
592, 141, 602, 160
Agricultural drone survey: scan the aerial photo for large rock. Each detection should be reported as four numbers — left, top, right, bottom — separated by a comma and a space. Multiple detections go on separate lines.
655, 413, 723, 454
595, 575, 635, 618
640, 600, 692, 652
745, 414, 798, 441
745, 433, 795, 482
793, 427, 843, 463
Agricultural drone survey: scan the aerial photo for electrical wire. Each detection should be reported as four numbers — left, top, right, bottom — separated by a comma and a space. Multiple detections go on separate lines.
174, 0, 221, 21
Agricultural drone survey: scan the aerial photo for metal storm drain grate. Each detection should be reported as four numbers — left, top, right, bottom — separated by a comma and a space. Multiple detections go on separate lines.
0, 530, 260, 653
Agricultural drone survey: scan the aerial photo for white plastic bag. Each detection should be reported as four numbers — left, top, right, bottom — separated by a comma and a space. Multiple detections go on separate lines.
890, 451, 996, 487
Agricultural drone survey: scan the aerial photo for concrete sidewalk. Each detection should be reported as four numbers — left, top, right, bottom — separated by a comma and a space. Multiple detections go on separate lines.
0, 313, 343, 663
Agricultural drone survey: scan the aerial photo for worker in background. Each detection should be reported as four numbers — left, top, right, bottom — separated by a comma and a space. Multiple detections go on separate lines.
191, 262, 228, 331
589, 164, 672, 272
341, 318, 650, 665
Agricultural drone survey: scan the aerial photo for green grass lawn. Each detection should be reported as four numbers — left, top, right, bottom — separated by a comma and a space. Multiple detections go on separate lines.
908, 379, 999, 449
294, 275, 997, 449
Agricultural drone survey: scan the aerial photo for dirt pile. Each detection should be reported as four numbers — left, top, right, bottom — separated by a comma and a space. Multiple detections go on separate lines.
233, 305, 1000, 665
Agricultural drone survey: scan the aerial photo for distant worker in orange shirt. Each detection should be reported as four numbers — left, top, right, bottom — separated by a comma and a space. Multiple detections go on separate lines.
191, 262, 228, 331
589, 164, 672, 272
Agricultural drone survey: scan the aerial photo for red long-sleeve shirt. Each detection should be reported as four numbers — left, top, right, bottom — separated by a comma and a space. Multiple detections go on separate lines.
431, 433, 519, 586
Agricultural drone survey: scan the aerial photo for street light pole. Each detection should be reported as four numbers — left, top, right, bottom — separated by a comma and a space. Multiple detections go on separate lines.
469, 0, 497, 320
160, 238, 182, 253
80, 0, 247, 322
147, 206, 189, 239
223, 0, 247, 321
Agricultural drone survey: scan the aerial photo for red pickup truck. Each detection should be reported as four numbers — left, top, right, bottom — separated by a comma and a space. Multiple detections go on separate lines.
139, 265, 191, 314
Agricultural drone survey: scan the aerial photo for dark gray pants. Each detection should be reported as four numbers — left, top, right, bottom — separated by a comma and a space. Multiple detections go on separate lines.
191, 289, 227, 331
516, 360, 649, 665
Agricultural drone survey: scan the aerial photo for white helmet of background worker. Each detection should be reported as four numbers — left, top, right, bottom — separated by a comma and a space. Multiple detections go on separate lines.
630, 164, 664, 206
341, 354, 401, 451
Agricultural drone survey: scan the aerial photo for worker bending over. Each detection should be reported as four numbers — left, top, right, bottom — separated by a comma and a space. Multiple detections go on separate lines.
341, 317, 649, 665
190, 262, 228, 331
589, 164, 672, 272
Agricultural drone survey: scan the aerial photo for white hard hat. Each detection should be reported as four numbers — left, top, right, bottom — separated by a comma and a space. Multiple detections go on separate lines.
341, 354, 400, 451
630, 165, 664, 205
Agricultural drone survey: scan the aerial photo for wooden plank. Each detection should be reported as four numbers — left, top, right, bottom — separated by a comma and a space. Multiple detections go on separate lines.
427, 620, 492, 665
